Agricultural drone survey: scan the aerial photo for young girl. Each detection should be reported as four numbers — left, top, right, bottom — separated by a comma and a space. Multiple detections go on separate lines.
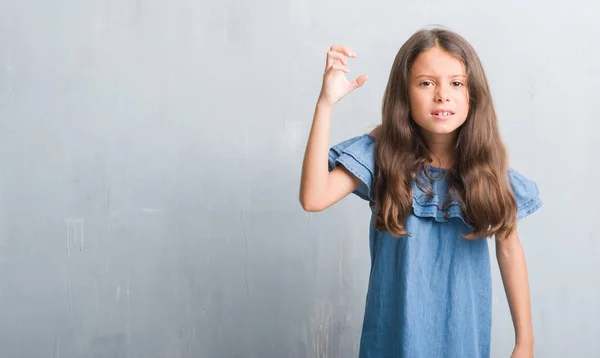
299, 28, 542, 358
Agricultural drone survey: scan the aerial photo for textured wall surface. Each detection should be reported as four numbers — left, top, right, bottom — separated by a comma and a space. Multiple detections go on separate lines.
1, 0, 598, 357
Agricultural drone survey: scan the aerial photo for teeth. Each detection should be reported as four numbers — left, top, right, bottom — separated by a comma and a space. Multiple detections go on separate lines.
435, 112, 451, 116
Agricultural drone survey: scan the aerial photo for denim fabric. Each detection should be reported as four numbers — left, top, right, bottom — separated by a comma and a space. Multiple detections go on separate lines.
328, 134, 542, 358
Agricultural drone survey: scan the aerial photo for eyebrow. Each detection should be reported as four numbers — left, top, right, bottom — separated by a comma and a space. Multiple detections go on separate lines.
414, 74, 466, 79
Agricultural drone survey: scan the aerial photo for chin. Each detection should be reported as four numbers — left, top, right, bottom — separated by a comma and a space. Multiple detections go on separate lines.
420, 122, 464, 136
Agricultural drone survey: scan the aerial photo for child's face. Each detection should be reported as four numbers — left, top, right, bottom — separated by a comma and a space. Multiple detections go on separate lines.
408, 46, 469, 140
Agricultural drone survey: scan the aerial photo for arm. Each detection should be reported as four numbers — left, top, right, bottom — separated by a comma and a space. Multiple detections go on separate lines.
299, 45, 369, 212
299, 102, 362, 212
495, 229, 535, 357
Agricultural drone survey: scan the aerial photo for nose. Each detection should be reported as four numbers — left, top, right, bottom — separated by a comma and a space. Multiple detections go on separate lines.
435, 86, 450, 102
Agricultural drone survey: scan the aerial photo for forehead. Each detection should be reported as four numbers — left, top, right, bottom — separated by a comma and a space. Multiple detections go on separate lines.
411, 46, 466, 78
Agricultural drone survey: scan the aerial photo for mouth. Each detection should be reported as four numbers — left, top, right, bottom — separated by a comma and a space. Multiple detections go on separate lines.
431, 109, 455, 120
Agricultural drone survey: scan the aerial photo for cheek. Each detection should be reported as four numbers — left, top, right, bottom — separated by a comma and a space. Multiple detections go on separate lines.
457, 91, 469, 113
408, 91, 427, 113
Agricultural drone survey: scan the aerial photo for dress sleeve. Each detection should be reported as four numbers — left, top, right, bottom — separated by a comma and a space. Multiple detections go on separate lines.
508, 168, 543, 221
328, 134, 376, 202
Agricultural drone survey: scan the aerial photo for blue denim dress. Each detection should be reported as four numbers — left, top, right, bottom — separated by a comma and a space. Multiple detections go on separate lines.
328, 134, 542, 358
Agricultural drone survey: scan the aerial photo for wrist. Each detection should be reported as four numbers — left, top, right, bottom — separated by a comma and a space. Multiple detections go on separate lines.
516, 332, 534, 348
316, 96, 335, 110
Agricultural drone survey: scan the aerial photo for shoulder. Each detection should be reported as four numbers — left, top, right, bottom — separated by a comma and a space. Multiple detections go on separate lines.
369, 125, 381, 139
328, 133, 376, 202
329, 133, 375, 163
507, 168, 542, 221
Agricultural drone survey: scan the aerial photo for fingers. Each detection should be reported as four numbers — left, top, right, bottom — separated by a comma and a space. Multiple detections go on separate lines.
326, 50, 348, 68
323, 46, 368, 93
330, 45, 356, 58
326, 63, 350, 74
325, 45, 356, 71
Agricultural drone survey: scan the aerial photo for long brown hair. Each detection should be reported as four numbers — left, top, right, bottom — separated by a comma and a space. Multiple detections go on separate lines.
372, 28, 517, 240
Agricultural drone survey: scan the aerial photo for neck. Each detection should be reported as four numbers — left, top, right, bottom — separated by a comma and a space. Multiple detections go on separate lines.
422, 131, 457, 169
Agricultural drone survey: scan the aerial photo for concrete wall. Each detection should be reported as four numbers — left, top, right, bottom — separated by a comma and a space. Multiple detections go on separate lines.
0, 0, 598, 356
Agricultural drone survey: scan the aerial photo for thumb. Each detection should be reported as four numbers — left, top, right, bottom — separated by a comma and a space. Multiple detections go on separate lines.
349, 74, 368, 91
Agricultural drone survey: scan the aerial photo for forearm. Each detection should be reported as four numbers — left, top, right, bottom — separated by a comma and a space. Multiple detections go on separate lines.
299, 101, 334, 209
496, 233, 534, 347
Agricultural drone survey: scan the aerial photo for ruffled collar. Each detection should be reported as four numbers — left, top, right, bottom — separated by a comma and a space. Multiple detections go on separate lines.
368, 166, 472, 227
410, 166, 470, 227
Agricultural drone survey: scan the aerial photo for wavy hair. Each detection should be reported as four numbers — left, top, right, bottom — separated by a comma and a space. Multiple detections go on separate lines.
372, 28, 517, 240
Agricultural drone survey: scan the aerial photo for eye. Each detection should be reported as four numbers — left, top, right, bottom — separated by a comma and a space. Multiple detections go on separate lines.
451, 81, 464, 87
420, 81, 433, 87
